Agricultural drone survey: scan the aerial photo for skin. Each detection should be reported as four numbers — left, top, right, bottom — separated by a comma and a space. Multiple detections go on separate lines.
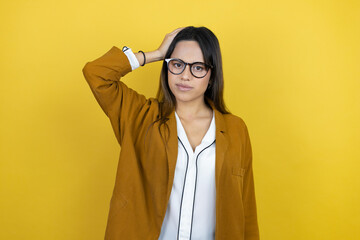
135, 28, 213, 150
167, 40, 212, 118
167, 40, 213, 151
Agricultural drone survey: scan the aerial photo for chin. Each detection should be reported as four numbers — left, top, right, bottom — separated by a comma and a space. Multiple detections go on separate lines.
175, 96, 193, 103
174, 93, 204, 104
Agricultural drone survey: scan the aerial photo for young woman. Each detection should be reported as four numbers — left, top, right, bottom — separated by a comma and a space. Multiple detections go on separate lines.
82, 26, 259, 240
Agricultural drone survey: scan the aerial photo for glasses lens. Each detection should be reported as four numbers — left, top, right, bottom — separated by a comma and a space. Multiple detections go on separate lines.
166, 59, 210, 78
191, 63, 209, 78
168, 59, 185, 74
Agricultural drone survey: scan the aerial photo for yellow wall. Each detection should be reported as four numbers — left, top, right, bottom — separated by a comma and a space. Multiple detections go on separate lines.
1, 0, 359, 239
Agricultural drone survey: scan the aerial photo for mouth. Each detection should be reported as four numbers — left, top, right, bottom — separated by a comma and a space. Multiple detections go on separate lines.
176, 84, 193, 91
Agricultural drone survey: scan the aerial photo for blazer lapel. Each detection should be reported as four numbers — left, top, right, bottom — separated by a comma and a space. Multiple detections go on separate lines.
210, 102, 229, 189
204, 97, 230, 188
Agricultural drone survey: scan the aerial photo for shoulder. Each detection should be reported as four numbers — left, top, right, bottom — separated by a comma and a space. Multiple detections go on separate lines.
138, 97, 161, 115
222, 113, 249, 132
126, 96, 161, 128
220, 112, 251, 144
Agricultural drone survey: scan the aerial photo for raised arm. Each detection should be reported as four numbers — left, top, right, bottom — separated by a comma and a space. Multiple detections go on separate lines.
82, 46, 148, 145
81, 27, 185, 145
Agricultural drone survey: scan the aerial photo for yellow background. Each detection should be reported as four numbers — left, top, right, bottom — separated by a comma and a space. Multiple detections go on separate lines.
1, 0, 359, 239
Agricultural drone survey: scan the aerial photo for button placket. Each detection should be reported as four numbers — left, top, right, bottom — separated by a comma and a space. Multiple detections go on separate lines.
178, 151, 196, 239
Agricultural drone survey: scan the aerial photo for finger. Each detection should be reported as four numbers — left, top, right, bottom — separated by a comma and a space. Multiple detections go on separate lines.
174, 27, 185, 31
170, 27, 185, 35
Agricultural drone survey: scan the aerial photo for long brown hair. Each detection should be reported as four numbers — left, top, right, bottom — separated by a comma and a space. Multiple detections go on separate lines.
147, 26, 230, 144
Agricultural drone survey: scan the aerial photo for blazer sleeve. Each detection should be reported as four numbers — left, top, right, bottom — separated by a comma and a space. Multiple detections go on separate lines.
242, 123, 260, 239
82, 46, 147, 145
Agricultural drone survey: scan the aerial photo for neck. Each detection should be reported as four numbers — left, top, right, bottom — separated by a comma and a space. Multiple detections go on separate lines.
175, 97, 212, 120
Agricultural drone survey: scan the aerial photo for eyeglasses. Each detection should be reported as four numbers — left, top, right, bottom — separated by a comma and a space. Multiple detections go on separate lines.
164, 58, 213, 78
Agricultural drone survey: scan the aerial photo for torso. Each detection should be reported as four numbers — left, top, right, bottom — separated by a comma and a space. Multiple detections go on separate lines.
178, 109, 213, 152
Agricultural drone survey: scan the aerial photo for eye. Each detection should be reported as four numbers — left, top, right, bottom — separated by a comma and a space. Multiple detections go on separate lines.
171, 60, 184, 69
174, 62, 183, 68
193, 64, 205, 72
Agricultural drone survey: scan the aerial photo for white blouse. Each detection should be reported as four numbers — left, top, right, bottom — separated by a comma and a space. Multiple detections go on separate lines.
123, 47, 217, 240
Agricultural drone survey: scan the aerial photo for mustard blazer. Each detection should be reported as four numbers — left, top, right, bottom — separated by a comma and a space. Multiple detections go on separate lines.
82, 46, 260, 240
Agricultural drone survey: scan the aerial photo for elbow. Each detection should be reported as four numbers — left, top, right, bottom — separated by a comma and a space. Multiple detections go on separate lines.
82, 62, 96, 83
82, 62, 92, 75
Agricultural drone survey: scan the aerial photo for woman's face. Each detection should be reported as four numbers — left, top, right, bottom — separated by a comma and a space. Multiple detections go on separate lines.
168, 40, 211, 105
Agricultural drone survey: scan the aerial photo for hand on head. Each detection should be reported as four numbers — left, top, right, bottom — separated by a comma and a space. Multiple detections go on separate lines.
157, 27, 186, 60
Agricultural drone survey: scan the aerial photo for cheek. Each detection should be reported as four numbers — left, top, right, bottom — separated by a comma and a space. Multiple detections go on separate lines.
199, 77, 211, 90
167, 73, 174, 84
167, 74, 176, 93
201, 71, 211, 88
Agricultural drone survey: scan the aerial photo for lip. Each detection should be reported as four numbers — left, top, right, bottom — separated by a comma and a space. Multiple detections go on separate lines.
176, 84, 193, 91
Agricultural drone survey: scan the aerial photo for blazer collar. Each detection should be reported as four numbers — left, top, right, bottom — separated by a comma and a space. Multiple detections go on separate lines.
163, 97, 230, 200
205, 97, 230, 190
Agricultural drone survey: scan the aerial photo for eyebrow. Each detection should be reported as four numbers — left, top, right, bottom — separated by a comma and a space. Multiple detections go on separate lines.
172, 58, 206, 64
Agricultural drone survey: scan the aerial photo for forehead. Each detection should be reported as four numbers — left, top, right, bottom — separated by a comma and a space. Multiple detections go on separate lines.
170, 40, 204, 62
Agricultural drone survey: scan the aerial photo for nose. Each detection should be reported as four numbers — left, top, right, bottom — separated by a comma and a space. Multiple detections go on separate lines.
180, 64, 192, 80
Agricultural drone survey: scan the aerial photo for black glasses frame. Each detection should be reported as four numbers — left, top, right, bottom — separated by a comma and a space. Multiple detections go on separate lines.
164, 58, 213, 78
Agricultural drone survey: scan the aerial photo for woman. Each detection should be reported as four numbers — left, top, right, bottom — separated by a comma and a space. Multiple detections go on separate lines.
82, 26, 259, 240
